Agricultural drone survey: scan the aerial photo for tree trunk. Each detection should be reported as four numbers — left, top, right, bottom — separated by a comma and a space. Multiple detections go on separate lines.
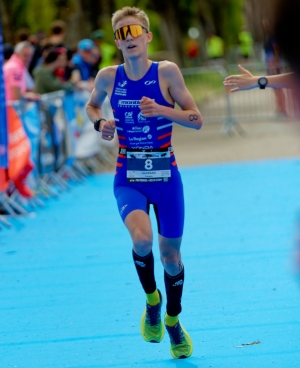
65, 0, 89, 47
98, 0, 115, 25
245, 0, 271, 42
0, 0, 13, 43
149, 0, 184, 66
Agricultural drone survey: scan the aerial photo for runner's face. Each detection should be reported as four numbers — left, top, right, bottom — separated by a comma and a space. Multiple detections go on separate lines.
114, 16, 152, 57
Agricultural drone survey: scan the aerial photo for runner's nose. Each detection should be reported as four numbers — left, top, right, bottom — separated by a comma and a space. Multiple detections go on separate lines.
126, 32, 133, 41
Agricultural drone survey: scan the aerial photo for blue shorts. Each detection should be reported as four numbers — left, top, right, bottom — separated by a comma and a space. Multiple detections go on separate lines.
114, 165, 184, 238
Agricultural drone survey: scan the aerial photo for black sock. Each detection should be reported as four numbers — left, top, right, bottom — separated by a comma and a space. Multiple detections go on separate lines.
132, 250, 157, 294
164, 268, 184, 317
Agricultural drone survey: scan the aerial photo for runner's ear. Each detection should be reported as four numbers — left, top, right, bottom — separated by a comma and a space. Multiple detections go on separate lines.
114, 39, 121, 49
146, 32, 153, 44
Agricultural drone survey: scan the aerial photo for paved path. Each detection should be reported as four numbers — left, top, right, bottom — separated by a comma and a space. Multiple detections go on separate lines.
1, 159, 300, 367
172, 119, 300, 166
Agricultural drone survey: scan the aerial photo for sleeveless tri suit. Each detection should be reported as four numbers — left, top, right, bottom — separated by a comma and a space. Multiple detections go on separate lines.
110, 62, 184, 238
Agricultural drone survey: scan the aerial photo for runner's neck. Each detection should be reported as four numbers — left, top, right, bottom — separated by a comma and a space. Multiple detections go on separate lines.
124, 58, 152, 81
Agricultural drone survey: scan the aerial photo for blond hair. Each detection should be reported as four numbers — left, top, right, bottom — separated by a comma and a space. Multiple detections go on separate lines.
112, 6, 150, 31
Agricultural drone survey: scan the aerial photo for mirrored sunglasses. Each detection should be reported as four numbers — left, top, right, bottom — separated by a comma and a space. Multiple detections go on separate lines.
114, 24, 148, 40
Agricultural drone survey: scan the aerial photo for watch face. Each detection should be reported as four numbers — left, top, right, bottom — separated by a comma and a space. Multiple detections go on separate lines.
259, 77, 267, 86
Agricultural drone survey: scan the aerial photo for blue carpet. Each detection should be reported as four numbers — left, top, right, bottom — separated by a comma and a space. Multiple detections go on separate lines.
1, 158, 300, 367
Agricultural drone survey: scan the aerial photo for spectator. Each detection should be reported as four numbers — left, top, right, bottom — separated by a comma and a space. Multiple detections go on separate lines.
33, 47, 75, 94
44, 20, 67, 47
185, 37, 200, 66
206, 33, 225, 62
90, 29, 118, 69
262, 17, 287, 117
28, 30, 47, 75
3, 40, 38, 198
72, 39, 99, 89
15, 28, 30, 43
90, 46, 101, 78
3, 41, 40, 101
3, 44, 14, 63
53, 47, 69, 82
36, 42, 58, 67
238, 29, 254, 60
64, 48, 76, 81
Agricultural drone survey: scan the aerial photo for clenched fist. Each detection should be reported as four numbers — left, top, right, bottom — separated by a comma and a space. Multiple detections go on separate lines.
100, 120, 116, 141
139, 96, 163, 117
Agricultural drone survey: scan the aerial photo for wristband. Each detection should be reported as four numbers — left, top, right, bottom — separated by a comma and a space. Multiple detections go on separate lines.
93, 118, 106, 132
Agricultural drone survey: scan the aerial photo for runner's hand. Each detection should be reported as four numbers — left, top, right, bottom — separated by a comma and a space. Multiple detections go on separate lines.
101, 120, 116, 141
223, 65, 257, 92
140, 96, 162, 117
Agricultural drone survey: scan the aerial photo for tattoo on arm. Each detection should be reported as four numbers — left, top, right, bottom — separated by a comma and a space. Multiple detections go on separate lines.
189, 114, 198, 121
179, 261, 183, 272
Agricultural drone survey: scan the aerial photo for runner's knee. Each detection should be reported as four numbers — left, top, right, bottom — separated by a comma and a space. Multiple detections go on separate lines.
160, 249, 180, 267
132, 229, 152, 255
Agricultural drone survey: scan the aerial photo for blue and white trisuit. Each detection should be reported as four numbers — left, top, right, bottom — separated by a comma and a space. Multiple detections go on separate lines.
110, 62, 184, 238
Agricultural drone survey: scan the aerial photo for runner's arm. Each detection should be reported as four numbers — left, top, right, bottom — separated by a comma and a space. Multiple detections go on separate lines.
85, 68, 116, 140
140, 62, 203, 130
86, 69, 109, 125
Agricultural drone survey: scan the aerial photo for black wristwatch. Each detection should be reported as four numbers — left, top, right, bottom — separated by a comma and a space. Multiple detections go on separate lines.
258, 77, 268, 89
93, 118, 106, 132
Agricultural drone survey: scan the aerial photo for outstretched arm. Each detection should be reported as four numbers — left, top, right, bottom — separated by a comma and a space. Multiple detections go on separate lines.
140, 62, 203, 130
223, 64, 295, 92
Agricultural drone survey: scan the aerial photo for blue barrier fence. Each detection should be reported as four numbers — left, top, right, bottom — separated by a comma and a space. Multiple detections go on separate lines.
0, 91, 117, 229
0, 21, 8, 169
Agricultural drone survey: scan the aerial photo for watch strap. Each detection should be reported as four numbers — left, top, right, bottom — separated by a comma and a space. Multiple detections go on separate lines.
93, 118, 106, 132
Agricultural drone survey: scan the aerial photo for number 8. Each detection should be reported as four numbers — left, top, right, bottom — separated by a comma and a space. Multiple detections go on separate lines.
145, 159, 153, 170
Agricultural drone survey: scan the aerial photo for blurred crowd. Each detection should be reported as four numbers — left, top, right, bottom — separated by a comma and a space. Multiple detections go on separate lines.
1, 20, 121, 199
3, 17, 287, 103
3, 20, 120, 102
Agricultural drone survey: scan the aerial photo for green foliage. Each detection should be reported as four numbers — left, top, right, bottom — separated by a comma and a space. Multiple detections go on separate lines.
184, 71, 224, 103
54, 0, 74, 21
220, 0, 244, 46
2, 0, 246, 60
144, 9, 164, 52
204, 0, 244, 46
177, 0, 197, 32
114, 0, 137, 9
1, 0, 60, 34
26, 0, 57, 33
2, 0, 28, 29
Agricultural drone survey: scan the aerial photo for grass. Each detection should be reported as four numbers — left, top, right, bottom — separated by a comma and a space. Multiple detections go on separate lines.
183, 71, 225, 104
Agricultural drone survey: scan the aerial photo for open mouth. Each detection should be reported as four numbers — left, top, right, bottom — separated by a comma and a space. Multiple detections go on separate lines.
127, 44, 136, 49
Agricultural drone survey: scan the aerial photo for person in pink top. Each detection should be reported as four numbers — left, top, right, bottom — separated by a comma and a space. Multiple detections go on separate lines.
3, 41, 39, 101
3, 41, 39, 198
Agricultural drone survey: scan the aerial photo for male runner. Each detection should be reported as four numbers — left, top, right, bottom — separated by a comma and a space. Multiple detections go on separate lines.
86, 6, 202, 359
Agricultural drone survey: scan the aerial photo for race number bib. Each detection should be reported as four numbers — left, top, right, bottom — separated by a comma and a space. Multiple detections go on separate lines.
126, 150, 171, 182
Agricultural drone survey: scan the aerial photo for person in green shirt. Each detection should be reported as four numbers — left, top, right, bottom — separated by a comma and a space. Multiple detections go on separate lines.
206, 33, 224, 60
90, 29, 120, 69
33, 47, 75, 94
238, 30, 254, 59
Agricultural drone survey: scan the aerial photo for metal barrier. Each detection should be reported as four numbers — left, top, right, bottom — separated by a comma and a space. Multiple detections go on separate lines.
181, 65, 228, 123
0, 90, 117, 228
1, 64, 298, 228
